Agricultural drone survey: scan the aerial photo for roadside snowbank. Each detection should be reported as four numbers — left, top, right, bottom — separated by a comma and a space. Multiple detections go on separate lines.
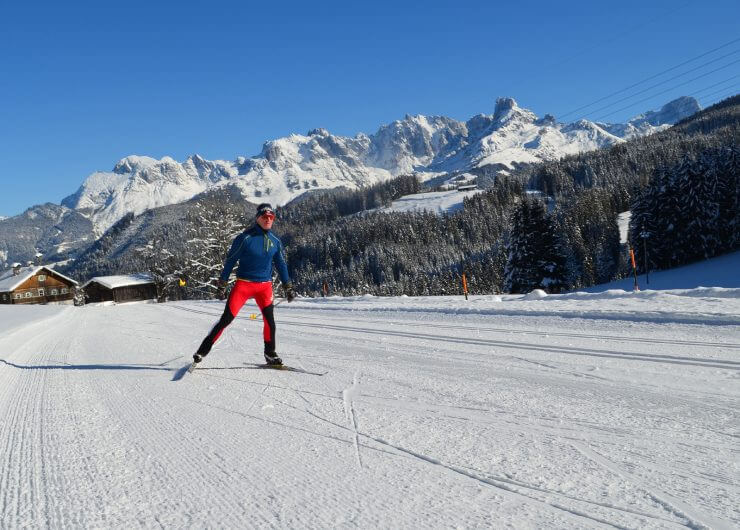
282, 286, 740, 325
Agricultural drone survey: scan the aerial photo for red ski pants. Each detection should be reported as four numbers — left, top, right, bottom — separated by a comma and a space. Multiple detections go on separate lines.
198, 281, 275, 356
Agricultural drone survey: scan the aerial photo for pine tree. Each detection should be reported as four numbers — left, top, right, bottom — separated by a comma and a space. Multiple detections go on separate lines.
537, 212, 568, 293
504, 198, 564, 293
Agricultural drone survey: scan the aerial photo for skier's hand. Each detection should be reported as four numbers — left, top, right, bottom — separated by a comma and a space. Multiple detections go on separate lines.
216, 279, 228, 300
284, 283, 296, 302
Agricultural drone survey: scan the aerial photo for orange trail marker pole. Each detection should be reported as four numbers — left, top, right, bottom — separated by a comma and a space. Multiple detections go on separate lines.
629, 248, 639, 291
462, 273, 468, 300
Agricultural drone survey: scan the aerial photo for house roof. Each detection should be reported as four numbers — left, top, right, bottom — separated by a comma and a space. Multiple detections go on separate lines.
82, 274, 154, 290
0, 266, 79, 293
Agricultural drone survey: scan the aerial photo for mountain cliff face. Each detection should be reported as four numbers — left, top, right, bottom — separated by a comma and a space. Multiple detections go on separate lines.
0, 96, 700, 269
58, 96, 699, 237
601, 96, 700, 138
0, 204, 93, 267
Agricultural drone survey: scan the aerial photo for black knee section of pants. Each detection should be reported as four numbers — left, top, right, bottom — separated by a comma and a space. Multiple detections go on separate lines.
262, 304, 276, 353
197, 305, 235, 356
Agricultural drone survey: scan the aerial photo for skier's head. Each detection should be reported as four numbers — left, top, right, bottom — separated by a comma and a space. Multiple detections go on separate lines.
255, 203, 275, 230
256, 203, 275, 219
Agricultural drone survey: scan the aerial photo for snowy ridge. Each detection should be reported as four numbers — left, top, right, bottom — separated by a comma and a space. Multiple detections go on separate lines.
602, 96, 701, 138
59, 97, 700, 235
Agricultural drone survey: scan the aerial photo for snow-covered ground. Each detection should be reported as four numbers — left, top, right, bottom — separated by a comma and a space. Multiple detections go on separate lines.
1, 289, 738, 528
379, 189, 484, 215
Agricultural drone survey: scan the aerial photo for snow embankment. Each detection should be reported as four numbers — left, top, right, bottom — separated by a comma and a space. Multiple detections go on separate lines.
288, 286, 740, 326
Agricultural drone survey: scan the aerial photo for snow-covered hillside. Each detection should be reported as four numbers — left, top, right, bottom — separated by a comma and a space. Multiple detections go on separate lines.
587, 249, 740, 292
60, 97, 700, 235
376, 188, 484, 215
0, 284, 737, 527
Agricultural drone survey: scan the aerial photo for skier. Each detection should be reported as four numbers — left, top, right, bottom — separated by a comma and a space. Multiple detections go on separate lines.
193, 203, 296, 366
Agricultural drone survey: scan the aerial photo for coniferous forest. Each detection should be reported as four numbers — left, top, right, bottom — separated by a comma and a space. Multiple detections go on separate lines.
61, 96, 739, 299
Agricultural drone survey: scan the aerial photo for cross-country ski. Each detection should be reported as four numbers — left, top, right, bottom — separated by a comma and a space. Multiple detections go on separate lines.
173, 361, 327, 380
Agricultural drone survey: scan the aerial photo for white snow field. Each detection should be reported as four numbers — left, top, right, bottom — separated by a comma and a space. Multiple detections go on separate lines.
1, 289, 738, 528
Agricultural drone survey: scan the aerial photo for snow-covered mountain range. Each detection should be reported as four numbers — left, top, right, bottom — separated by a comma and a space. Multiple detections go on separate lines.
61, 96, 699, 236
0, 96, 700, 268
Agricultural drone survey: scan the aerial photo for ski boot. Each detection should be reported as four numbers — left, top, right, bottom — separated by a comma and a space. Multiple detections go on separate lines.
264, 351, 283, 366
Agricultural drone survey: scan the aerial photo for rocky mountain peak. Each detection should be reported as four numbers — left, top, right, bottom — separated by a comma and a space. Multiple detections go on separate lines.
112, 155, 158, 175
308, 128, 330, 137
21, 95, 703, 244
493, 97, 537, 126
493, 97, 518, 118
630, 96, 701, 127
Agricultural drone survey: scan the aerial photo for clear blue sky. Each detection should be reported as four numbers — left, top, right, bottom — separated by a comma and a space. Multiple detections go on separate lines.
1, 0, 738, 217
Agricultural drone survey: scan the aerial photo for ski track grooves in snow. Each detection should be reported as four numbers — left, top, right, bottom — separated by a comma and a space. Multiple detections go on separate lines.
342, 371, 363, 469
570, 441, 731, 530
0, 310, 73, 526
281, 320, 740, 370
2, 300, 737, 527
193, 363, 662, 527
176, 302, 740, 349
165, 304, 739, 370
278, 311, 740, 349
263, 380, 652, 529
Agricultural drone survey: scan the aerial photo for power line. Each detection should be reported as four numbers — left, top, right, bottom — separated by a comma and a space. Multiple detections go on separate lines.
698, 87, 739, 105
558, 36, 740, 119
591, 58, 740, 122
576, 49, 740, 120
688, 74, 740, 97
553, 2, 693, 67
697, 93, 737, 113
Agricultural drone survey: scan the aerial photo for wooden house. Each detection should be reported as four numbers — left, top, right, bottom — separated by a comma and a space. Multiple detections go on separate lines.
0, 264, 78, 305
82, 274, 157, 304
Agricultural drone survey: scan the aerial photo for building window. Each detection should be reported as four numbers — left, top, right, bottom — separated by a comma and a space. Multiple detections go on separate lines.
2, 294, 7, 300
38, 288, 45, 296
25, 292, 32, 298
61, 288, 68, 294
38, 275, 46, 282
51, 289, 58, 295
15, 293, 22, 299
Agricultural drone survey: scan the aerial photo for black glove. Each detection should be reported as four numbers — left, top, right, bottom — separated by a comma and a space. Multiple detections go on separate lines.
284, 283, 296, 302
216, 279, 228, 300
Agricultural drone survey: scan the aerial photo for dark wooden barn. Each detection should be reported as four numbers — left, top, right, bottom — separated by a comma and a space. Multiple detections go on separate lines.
82, 274, 157, 304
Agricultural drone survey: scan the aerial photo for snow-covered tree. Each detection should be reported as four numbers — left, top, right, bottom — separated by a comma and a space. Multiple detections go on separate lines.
182, 199, 248, 299
135, 239, 182, 302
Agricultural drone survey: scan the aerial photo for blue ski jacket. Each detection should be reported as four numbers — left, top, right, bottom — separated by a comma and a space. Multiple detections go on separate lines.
219, 225, 291, 284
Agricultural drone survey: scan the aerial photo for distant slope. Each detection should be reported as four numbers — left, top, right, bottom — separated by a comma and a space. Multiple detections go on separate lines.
377, 189, 484, 215
581, 250, 740, 292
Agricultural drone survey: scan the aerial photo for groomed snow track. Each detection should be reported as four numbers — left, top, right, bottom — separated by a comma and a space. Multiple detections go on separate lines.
0, 296, 738, 528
